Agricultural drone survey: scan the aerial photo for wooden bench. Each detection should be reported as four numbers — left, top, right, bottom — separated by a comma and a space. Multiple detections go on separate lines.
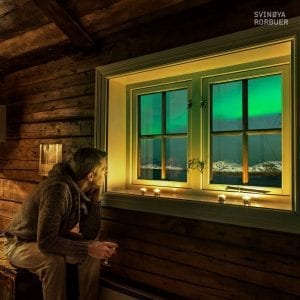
0, 235, 78, 300
0, 235, 43, 300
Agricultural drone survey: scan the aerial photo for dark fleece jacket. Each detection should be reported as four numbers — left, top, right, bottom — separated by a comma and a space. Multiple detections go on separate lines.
5, 162, 102, 260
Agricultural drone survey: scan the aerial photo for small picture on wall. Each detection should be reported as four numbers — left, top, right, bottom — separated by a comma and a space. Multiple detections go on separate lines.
39, 144, 62, 176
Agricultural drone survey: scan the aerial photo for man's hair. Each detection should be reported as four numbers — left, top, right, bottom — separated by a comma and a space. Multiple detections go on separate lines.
70, 148, 107, 180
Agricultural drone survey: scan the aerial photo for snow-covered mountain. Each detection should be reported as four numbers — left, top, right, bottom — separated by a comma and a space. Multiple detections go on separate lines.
141, 164, 185, 170
213, 160, 281, 174
141, 161, 282, 174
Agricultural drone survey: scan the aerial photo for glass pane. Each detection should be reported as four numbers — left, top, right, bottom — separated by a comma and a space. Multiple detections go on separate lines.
211, 81, 243, 132
139, 93, 162, 135
139, 138, 161, 180
211, 135, 243, 184
248, 74, 282, 130
166, 137, 187, 181
166, 89, 188, 134
248, 134, 281, 187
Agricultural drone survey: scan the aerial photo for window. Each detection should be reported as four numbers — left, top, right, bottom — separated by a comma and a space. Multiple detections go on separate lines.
202, 65, 291, 198
209, 74, 282, 188
137, 88, 188, 182
96, 19, 300, 233
128, 62, 290, 204
131, 82, 190, 185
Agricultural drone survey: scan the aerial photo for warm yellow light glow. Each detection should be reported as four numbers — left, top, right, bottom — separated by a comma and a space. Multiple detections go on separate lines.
140, 187, 147, 195
153, 188, 161, 197
113, 41, 291, 85
242, 195, 252, 206
218, 194, 226, 203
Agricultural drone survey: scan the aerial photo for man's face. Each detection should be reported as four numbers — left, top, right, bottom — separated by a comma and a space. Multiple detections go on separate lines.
91, 158, 107, 188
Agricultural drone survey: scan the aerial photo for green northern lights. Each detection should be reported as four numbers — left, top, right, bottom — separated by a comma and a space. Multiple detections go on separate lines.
212, 74, 282, 121
139, 89, 188, 135
139, 74, 282, 136
138, 73, 283, 186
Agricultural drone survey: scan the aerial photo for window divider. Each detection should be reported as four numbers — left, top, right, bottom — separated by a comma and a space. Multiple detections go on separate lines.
242, 79, 249, 184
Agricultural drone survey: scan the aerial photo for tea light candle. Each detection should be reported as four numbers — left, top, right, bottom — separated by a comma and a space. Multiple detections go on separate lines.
217, 194, 226, 203
153, 188, 160, 197
140, 187, 147, 195
242, 195, 252, 206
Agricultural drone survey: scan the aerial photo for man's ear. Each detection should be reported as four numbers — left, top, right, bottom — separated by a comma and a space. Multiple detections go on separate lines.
87, 171, 94, 182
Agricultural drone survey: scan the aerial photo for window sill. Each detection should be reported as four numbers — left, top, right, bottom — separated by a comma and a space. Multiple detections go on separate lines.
102, 190, 300, 234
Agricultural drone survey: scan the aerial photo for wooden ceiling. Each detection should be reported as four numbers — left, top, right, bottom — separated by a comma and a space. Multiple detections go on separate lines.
0, 0, 300, 76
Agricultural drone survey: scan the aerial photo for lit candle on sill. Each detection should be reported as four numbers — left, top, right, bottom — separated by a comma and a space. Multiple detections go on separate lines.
217, 194, 226, 204
140, 187, 147, 196
153, 188, 160, 197
242, 195, 252, 206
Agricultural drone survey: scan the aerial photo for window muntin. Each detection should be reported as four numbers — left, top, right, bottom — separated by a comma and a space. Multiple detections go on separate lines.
210, 74, 283, 188
136, 87, 189, 182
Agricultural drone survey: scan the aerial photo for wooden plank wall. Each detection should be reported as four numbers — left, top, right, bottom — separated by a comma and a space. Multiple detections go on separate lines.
101, 207, 300, 299
1, 1, 300, 298
0, 53, 97, 228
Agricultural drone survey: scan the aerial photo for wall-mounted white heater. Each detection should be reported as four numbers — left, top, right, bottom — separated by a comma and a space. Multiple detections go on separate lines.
0, 105, 6, 142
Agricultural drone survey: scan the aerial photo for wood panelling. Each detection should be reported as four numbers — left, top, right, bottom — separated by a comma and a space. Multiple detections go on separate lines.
0, 1, 300, 298
100, 207, 300, 299
0, 0, 49, 42
33, 0, 96, 50
0, 22, 67, 61
8, 120, 93, 138
2, 70, 94, 99
0, 137, 93, 161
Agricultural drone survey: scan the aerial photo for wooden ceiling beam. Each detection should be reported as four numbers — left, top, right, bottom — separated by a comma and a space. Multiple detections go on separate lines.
32, 0, 95, 49
0, 1, 49, 42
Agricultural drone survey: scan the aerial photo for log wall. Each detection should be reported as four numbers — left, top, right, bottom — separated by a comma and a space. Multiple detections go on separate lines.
100, 207, 300, 299
1, 1, 300, 298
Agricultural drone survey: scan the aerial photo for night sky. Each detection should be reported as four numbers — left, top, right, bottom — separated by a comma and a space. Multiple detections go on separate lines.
138, 74, 282, 180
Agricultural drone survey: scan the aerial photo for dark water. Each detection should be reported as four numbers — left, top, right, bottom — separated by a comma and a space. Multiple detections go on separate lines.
211, 174, 281, 187
140, 169, 187, 182
139, 169, 281, 187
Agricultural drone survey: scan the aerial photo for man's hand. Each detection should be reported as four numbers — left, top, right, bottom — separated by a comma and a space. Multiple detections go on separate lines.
88, 241, 118, 260
87, 187, 102, 202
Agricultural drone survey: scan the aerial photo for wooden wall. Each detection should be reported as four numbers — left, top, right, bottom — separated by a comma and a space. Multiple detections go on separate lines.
101, 207, 300, 299
1, 1, 300, 298
0, 54, 97, 228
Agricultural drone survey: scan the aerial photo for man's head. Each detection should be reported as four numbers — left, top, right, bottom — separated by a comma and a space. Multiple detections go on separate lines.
70, 148, 107, 189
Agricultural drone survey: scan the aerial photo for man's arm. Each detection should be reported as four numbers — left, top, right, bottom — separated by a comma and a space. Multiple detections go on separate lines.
79, 187, 102, 240
37, 183, 89, 259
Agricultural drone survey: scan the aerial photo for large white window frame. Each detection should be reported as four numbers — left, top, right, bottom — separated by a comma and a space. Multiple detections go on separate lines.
95, 18, 300, 233
201, 64, 291, 200
131, 81, 191, 188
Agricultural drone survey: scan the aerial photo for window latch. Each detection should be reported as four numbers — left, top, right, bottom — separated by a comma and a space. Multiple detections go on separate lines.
200, 99, 207, 108
188, 158, 205, 173
188, 100, 192, 109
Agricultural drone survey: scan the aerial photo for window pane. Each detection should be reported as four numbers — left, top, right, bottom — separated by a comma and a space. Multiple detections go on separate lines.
166, 137, 187, 181
248, 74, 282, 130
139, 93, 162, 135
166, 89, 188, 134
139, 138, 161, 179
211, 135, 243, 184
211, 81, 243, 132
248, 134, 281, 187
